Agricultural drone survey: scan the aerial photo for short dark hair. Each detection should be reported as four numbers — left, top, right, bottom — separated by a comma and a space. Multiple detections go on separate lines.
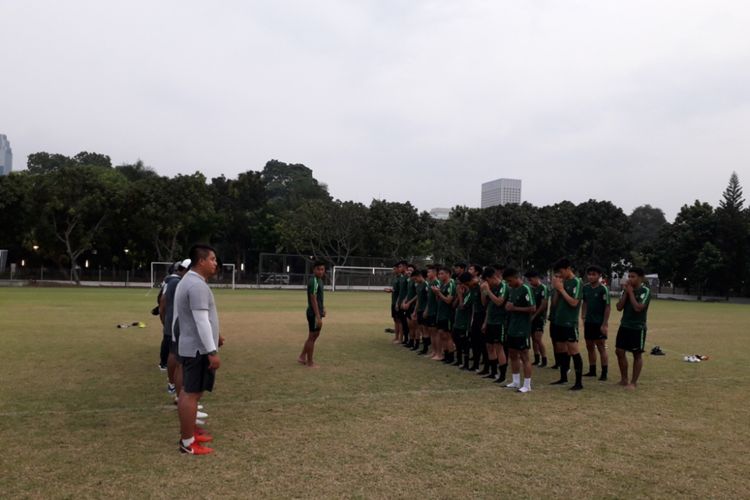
426, 264, 437, 272
419, 269, 428, 278
586, 265, 603, 275
469, 263, 483, 275
629, 267, 645, 277
453, 262, 467, 269
524, 270, 540, 279
502, 267, 519, 280
552, 258, 572, 271
397, 260, 409, 267
481, 267, 496, 280
409, 268, 419, 276
439, 266, 451, 274
188, 244, 216, 266
492, 263, 505, 272
458, 272, 473, 284
313, 260, 326, 269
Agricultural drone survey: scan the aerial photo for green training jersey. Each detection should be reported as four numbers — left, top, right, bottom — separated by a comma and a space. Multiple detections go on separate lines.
507, 283, 536, 337
397, 274, 409, 303
582, 283, 610, 324
436, 279, 456, 321
548, 288, 557, 322
391, 275, 400, 306
307, 276, 324, 314
470, 284, 485, 317
425, 279, 440, 316
453, 289, 473, 331
553, 277, 583, 327
620, 285, 651, 329
406, 279, 417, 302
532, 283, 548, 318
485, 281, 509, 325
416, 282, 429, 312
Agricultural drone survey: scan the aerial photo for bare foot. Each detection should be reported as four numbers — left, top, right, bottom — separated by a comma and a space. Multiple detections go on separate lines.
297, 356, 306, 365
618, 380, 628, 386
625, 383, 637, 391
392, 339, 401, 344
306, 363, 320, 369
433, 357, 444, 362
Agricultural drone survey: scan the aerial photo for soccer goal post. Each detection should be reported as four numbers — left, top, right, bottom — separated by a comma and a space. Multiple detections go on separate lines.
218, 263, 236, 290
332, 266, 393, 292
150, 262, 174, 289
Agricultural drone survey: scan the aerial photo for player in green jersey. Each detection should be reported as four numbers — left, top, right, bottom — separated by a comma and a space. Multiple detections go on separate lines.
525, 270, 549, 368
299, 261, 326, 368
432, 267, 457, 363
503, 268, 536, 393
467, 264, 486, 372
550, 258, 585, 390
615, 267, 652, 390
423, 265, 441, 358
581, 265, 611, 380
480, 266, 510, 383
402, 264, 419, 349
454, 272, 478, 368
385, 262, 404, 344
412, 269, 430, 353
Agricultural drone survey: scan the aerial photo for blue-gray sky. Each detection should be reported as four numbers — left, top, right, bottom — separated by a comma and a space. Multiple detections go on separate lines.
2, 0, 749, 219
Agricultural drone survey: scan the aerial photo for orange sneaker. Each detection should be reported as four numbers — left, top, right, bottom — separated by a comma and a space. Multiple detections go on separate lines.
195, 426, 209, 436
179, 441, 213, 455
194, 433, 213, 443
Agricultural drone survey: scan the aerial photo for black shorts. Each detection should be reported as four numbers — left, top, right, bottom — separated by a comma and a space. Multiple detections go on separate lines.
391, 304, 399, 319
485, 323, 506, 344
424, 315, 436, 327
307, 311, 322, 332
616, 325, 647, 353
452, 325, 468, 339
181, 353, 216, 394
584, 322, 607, 341
407, 304, 416, 317
531, 317, 546, 333
168, 335, 179, 356
506, 335, 531, 351
555, 325, 579, 343
436, 318, 451, 332
416, 311, 427, 325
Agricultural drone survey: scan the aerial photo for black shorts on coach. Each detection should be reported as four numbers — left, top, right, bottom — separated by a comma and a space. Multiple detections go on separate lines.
181, 353, 216, 394
505, 335, 530, 351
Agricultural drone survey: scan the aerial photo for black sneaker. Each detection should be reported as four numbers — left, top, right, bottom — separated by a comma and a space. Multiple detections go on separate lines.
569, 384, 583, 391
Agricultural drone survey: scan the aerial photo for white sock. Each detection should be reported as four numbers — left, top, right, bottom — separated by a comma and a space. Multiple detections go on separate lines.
181, 436, 195, 447
523, 378, 531, 390
513, 373, 521, 385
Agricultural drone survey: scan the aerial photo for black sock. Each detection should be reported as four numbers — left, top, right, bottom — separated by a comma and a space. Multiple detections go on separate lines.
551, 352, 561, 368
600, 365, 608, 379
559, 353, 570, 381
499, 363, 508, 380
490, 360, 498, 377
413, 338, 420, 349
586, 364, 596, 375
573, 353, 583, 386
533, 353, 540, 364
540, 356, 548, 367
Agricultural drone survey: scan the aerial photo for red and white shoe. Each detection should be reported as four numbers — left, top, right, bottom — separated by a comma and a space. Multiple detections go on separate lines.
179, 441, 213, 455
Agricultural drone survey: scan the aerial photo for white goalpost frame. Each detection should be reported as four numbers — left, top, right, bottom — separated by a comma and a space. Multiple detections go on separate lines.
332, 265, 393, 292
150, 261, 174, 289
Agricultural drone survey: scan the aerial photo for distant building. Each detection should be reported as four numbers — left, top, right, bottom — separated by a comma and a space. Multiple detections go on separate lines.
429, 207, 451, 220
481, 178, 521, 208
0, 135, 12, 176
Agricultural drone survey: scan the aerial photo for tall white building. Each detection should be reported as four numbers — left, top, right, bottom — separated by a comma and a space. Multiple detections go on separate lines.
0, 135, 12, 176
481, 178, 521, 208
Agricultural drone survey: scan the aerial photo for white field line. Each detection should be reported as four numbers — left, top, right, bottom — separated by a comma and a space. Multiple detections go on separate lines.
1, 376, 746, 418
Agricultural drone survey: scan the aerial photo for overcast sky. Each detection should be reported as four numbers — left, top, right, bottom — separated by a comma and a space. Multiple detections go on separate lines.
2, 0, 749, 220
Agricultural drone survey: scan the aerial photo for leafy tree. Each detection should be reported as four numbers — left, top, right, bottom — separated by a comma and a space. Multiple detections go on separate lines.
261, 160, 330, 210
570, 200, 631, 275
277, 199, 368, 266
694, 242, 723, 299
364, 200, 425, 260
34, 165, 127, 283
715, 172, 747, 295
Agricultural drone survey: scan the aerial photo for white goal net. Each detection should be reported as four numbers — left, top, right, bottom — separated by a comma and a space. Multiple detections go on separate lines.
332, 266, 393, 292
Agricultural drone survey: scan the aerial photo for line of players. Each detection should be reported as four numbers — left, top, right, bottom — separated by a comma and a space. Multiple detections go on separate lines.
387, 258, 652, 392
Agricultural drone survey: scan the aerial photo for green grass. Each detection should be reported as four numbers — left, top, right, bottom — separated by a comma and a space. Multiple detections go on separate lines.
1, 288, 749, 499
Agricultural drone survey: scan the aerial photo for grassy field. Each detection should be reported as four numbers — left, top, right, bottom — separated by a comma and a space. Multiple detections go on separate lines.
1, 288, 749, 499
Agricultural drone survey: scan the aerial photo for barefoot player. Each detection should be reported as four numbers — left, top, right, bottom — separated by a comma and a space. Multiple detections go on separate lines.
299, 261, 326, 368
615, 267, 652, 390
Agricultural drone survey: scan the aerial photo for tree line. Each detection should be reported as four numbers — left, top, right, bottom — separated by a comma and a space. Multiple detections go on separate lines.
0, 152, 747, 296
